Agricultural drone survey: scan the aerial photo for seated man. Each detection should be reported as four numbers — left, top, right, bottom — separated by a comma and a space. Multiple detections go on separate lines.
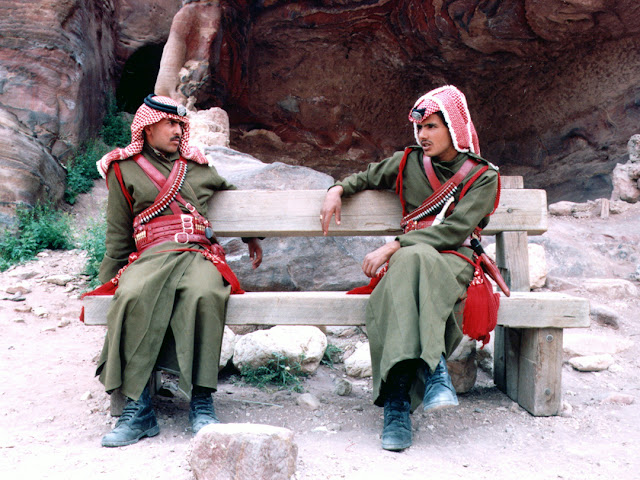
321, 86, 499, 451
94, 94, 262, 447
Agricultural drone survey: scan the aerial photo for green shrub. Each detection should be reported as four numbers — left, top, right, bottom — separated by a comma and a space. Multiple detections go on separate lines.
79, 217, 107, 289
0, 202, 74, 271
65, 97, 131, 205
240, 353, 307, 393
101, 97, 131, 148
64, 140, 109, 204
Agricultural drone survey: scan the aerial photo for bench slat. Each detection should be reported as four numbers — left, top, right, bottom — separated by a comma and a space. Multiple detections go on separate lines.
207, 189, 548, 237
83, 291, 589, 329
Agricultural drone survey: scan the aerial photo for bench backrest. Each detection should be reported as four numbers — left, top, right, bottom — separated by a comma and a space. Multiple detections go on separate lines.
207, 177, 547, 238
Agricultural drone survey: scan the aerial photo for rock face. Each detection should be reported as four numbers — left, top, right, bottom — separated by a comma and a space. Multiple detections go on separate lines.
190, 0, 640, 203
3, 0, 640, 226
0, 0, 179, 225
0, 110, 66, 226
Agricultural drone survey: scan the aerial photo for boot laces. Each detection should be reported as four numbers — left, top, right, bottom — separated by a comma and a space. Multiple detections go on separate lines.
191, 395, 215, 416
384, 399, 409, 426
116, 399, 144, 425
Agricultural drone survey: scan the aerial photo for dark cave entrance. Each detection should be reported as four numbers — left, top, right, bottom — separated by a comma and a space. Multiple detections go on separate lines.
116, 44, 165, 113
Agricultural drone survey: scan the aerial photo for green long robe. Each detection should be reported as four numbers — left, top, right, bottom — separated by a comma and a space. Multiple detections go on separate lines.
335, 147, 499, 409
96, 145, 236, 401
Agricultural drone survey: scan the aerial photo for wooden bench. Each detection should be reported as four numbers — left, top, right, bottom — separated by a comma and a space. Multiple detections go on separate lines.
83, 176, 590, 417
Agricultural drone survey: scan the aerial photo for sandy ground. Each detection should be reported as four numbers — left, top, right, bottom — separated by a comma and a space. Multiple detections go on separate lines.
1, 193, 639, 480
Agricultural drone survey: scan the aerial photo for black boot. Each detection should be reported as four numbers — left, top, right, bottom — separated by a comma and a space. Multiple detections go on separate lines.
189, 386, 220, 434
423, 354, 459, 412
102, 387, 159, 447
381, 362, 415, 451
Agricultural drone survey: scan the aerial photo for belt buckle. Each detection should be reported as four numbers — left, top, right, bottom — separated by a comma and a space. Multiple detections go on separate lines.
181, 215, 195, 234
174, 232, 189, 243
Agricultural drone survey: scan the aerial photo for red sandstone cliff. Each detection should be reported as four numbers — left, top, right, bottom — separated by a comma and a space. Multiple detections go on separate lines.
1, 0, 640, 225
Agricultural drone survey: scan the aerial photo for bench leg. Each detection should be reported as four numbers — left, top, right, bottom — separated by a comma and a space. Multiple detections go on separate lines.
109, 371, 162, 417
494, 326, 563, 416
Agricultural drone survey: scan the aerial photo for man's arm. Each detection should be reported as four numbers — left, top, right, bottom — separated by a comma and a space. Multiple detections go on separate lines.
98, 168, 136, 283
246, 237, 262, 269
320, 185, 344, 235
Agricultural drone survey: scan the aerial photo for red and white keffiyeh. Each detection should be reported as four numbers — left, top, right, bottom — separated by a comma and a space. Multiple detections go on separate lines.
408, 85, 481, 156
96, 95, 210, 178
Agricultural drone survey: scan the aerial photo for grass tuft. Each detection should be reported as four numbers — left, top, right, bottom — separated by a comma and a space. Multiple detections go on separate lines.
240, 353, 307, 393
0, 203, 74, 271
78, 217, 107, 289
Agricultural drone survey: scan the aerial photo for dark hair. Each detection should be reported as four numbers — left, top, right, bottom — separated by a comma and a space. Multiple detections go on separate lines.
435, 110, 447, 126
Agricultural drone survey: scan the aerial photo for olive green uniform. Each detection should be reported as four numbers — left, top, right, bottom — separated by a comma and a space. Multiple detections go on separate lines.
96, 145, 235, 401
335, 147, 498, 409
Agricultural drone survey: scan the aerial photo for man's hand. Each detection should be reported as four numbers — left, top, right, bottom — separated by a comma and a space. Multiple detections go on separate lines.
247, 238, 263, 269
362, 240, 401, 278
320, 185, 344, 235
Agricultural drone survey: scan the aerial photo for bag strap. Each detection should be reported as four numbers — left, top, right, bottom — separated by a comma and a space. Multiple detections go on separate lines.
395, 147, 414, 216
423, 155, 443, 190
459, 165, 502, 216
111, 162, 133, 212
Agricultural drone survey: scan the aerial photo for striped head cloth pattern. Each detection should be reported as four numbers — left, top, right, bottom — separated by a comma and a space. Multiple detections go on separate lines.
408, 85, 480, 156
96, 94, 210, 178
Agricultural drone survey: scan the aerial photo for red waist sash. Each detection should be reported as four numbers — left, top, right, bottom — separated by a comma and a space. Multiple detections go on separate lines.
134, 214, 210, 252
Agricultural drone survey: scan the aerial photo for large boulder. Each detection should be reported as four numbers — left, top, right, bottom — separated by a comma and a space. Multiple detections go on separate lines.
204, 145, 387, 292
233, 326, 328, 375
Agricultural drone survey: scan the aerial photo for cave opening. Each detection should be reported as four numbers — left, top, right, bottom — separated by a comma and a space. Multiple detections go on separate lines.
116, 44, 165, 113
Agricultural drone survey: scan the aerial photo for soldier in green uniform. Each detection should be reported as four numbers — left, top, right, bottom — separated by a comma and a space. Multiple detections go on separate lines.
321, 86, 499, 451
93, 95, 262, 447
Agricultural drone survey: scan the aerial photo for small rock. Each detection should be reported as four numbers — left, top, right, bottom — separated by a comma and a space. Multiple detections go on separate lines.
41, 326, 57, 333
7, 269, 38, 280
563, 332, 633, 356
344, 342, 372, 378
608, 363, 623, 373
2, 293, 25, 302
601, 393, 635, 405
13, 305, 32, 313
582, 278, 638, 299
13, 318, 26, 323
325, 326, 360, 338
569, 354, 615, 372
589, 303, 620, 329
58, 318, 71, 328
297, 393, 321, 410
6, 283, 32, 295
80, 391, 93, 401
33, 307, 48, 317
560, 400, 573, 417
333, 377, 352, 397
44, 274, 75, 286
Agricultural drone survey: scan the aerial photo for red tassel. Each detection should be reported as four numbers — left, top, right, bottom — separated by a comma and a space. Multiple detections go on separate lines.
462, 265, 500, 347
347, 263, 387, 295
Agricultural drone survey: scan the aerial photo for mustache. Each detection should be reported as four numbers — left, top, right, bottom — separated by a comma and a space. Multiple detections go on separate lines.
171, 136, 181, 142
